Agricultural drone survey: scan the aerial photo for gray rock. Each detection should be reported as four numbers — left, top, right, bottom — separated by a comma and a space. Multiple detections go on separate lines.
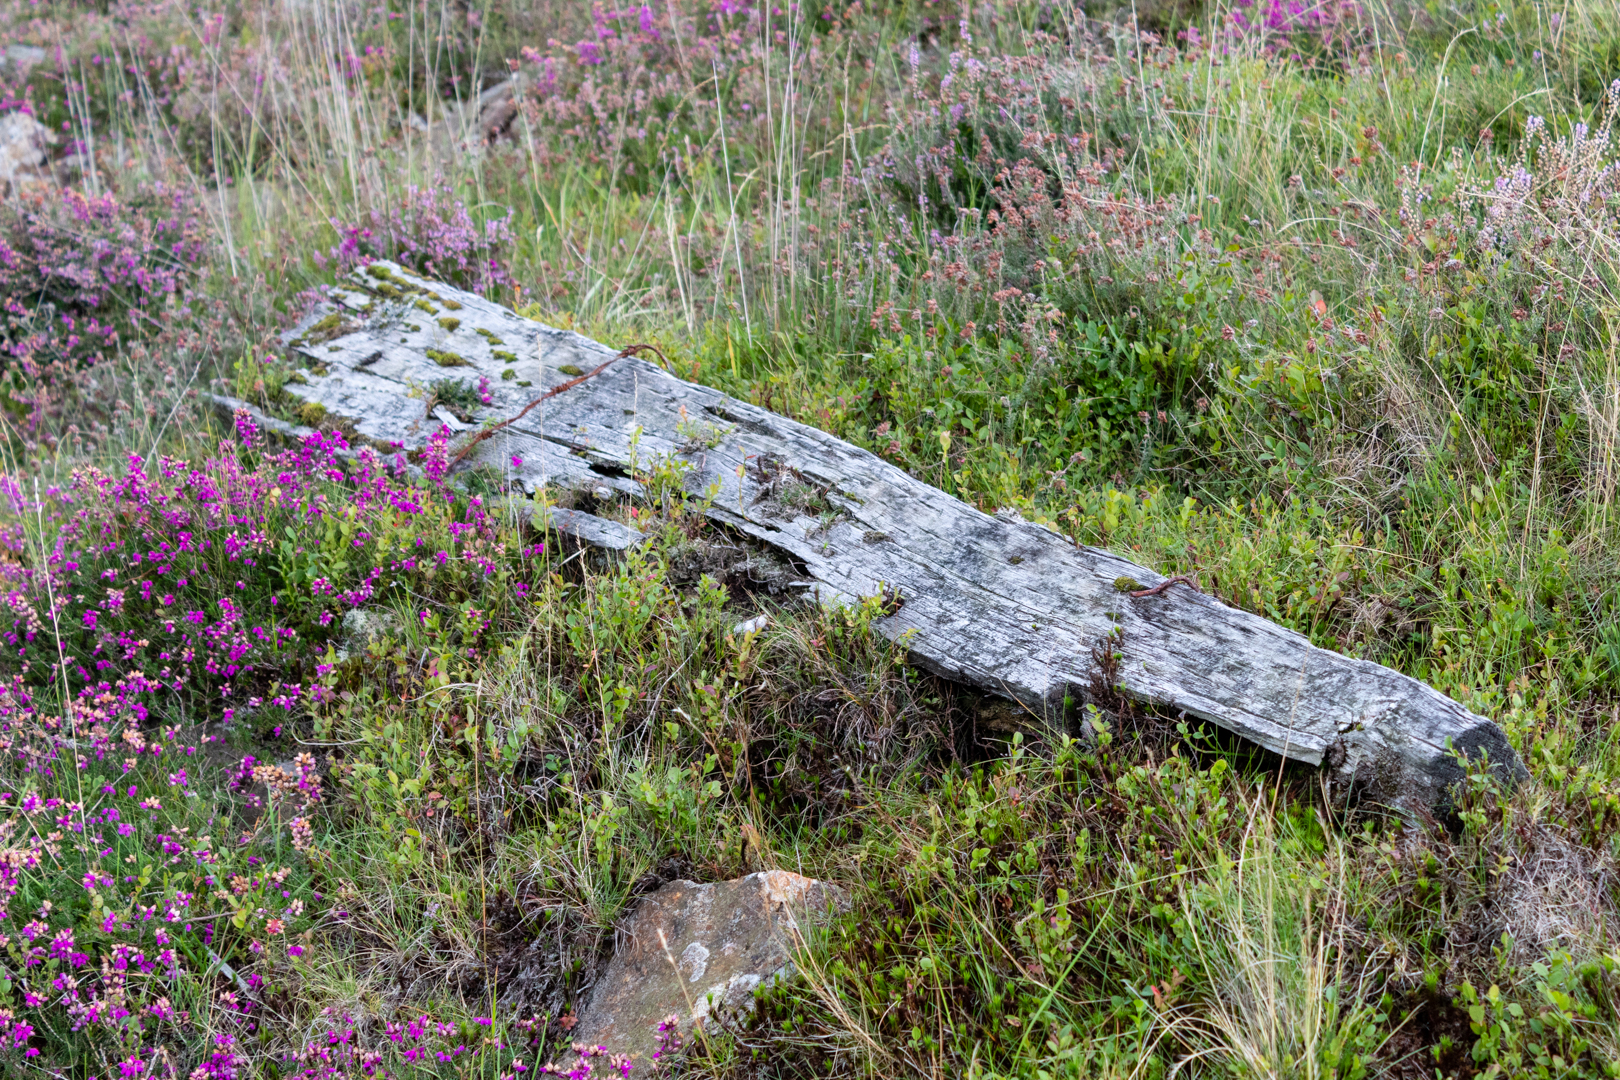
2, 45, 46, 74
574, 871, 846, 1061
466, 78, 521, 145
408, 76, 527, 164
0, 110, 54, 197
338, 608, 397, 659
730, 614, 770, 637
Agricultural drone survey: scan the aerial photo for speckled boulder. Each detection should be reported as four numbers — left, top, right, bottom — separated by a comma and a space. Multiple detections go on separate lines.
573, 871, 847, 1061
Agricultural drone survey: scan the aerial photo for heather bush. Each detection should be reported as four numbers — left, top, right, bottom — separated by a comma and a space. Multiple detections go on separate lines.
1, 418, 545, 720
318, 183, 518, 297
0, 184, 209, 431
2, 1, 481, 182
0, 700, 317, 1075
0, 416, 560, 1070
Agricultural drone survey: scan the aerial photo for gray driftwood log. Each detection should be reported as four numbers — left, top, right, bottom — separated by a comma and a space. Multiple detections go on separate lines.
277, 261, 1524, 813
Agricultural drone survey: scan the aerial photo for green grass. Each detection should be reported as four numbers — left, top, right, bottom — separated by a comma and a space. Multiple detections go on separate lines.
5, 0, 1620, 1075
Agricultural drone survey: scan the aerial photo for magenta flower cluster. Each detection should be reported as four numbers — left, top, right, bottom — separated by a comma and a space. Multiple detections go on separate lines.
1227, 0, 1369, 57
573, 4, 661, 64
0, 418, 525, 728
0, 415, 554, 1070
276, 1008, 503, 1077
0, 710, 297, 1074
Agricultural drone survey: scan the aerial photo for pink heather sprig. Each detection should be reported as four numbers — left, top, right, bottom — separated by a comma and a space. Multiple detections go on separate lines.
0, 1009, 40, 1058
422, 424, 454, 486
650, 1013, 682, 1063
538, 1043, 635, 1079
233, 408, 260, 448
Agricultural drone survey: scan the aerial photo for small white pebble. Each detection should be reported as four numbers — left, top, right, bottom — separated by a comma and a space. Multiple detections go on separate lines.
731, 614, 770, 637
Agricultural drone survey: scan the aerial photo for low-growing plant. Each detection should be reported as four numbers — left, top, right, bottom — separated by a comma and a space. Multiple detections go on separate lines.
1, 415, 546, 722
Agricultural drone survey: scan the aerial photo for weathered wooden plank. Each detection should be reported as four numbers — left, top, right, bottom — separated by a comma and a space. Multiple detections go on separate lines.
540, 507, 645, 553
280, 262, 1525, 813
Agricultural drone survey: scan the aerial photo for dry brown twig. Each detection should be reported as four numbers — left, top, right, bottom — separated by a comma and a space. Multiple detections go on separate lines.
1130, 575, 1201, 599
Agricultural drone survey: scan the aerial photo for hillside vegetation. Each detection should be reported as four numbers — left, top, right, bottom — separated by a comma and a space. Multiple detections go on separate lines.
3, 0, 1620, 1076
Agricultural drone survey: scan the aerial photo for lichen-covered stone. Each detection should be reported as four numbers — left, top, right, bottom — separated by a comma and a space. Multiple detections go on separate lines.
0, 110, 54, 197
573, 872, 846, 1061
